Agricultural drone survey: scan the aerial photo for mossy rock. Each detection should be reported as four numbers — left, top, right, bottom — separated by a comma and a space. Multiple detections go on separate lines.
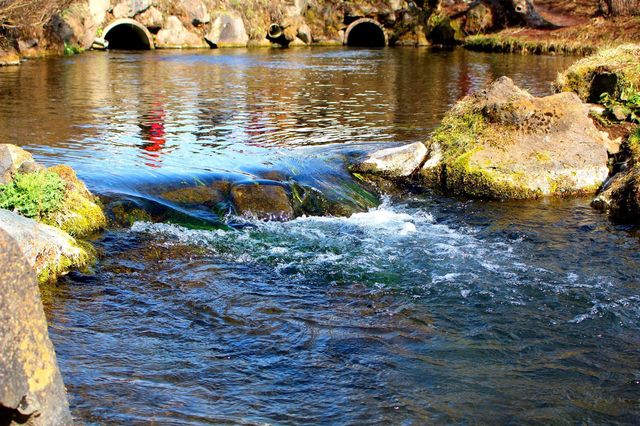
42, 165, 107, 238
426, 12, 464, 46
556, 44, 640, 103
0, 208, 96, 284
230, 182, 294, 221
109, 201, 153, 227
161, 181, 229, 205
593, 126, 640, 221
419, 76, 612, 199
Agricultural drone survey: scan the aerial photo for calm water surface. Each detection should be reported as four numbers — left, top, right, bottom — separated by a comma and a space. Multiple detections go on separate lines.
1, 48, 639, 424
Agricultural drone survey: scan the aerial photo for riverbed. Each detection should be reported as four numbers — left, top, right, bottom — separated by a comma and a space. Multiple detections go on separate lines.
1, 47, 639, 424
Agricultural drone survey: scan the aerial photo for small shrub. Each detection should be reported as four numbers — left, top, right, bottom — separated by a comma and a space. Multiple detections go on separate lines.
63, 41, 82, 56
601, 86, 640, 123
0, 171, 65, 219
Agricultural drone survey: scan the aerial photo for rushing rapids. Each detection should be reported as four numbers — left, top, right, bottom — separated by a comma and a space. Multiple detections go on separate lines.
1, 47, 639, 423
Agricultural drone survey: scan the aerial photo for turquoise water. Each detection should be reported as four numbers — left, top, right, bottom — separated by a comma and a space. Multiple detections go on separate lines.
2, 48, 639, 424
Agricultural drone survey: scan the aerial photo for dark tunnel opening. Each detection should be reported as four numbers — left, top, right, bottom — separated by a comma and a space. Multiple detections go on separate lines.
104, 24, 152, 50
346, 22, 386, 47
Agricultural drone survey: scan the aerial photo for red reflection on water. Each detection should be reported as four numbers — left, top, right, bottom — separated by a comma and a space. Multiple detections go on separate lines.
140, 100, 166, 168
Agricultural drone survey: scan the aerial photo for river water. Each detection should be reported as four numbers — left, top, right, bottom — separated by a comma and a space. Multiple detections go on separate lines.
1, 48, 639, 424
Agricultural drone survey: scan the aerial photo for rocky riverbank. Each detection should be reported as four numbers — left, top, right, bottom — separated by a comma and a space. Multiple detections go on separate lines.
3, 0, 635, 66
351, 44, 640, 222
0, 228, 72, 425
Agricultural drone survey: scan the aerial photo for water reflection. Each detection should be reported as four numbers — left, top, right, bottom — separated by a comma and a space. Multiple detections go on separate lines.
6, 47, 639, 424
139, 97, 167, 168
0, 48, 576, 194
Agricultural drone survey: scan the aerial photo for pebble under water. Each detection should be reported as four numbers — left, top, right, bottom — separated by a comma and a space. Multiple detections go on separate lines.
1, 48, 638, 424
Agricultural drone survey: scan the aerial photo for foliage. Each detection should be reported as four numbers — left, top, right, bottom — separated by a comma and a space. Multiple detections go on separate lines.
0, 0, 72, 34
0, 171, 65, 219
600, 86, 640, 123
63, 41, 82, 56
555, 44, 640, 102
465, 34, 596, 56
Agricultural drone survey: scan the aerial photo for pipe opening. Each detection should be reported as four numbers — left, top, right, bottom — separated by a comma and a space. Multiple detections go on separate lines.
346, 21, 385, 47
104, 23, 153, 50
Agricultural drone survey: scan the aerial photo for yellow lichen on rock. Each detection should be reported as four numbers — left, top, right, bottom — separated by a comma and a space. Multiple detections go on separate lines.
43, 164, 106, 237
0, 228, 72, 424
414, 76, 612, 199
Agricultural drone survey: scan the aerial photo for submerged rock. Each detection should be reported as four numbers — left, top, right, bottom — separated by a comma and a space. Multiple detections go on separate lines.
0, 228, 72, 425
421, 76, 612, 199
0, 209, 94, 283
230, 183, 294, 221
161, 181, 229, 206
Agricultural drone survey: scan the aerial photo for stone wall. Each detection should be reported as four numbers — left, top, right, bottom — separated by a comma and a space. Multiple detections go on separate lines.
51, 0, 434, 51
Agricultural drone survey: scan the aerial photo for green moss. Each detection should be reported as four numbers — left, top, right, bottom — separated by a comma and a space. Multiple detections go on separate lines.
626, 126, 640, 161
445, 150, 536, 199
464, 35, 596, 56
427, 12, 464, 46
427, 99, 538, 199
0, 171, 65, 219
111, 204, 153, 227
63, 42, 83, 56
534, 151, 553, 163
42, 165, 107, 238
37, 239, 96, 284
431, 105, 487, 161
42, 190, 107, 237
556, 44, 640, 102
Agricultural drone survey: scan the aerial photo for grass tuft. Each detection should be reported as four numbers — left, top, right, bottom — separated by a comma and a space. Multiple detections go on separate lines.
0, 171, 65, 219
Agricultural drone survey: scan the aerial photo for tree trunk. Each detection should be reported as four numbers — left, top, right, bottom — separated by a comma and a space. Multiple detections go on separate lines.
600, 0, 640, 16
511, 0, 556, 27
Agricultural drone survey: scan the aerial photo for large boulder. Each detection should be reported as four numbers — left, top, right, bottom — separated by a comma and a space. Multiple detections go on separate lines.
205, 12, 249, 47
137, 6, 164, 31
178, 0, 210, 26
156, 16, 208, 48
0, 228, 72, 425
357, 77, 613, 199
230, 183, 294, 221
418, 76, 612, 199
112, 0, 152, 19
0, 208, 94, 283
89, 0, 110, 26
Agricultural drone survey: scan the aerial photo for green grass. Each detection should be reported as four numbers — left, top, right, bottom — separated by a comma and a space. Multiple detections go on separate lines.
601, 86, 640, 123
464, 35, 596, 56
63, 42, 83, 56
0, 171, 65, 219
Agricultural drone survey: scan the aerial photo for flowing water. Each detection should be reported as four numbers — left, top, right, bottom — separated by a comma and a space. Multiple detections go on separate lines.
1, 48, 639, 424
